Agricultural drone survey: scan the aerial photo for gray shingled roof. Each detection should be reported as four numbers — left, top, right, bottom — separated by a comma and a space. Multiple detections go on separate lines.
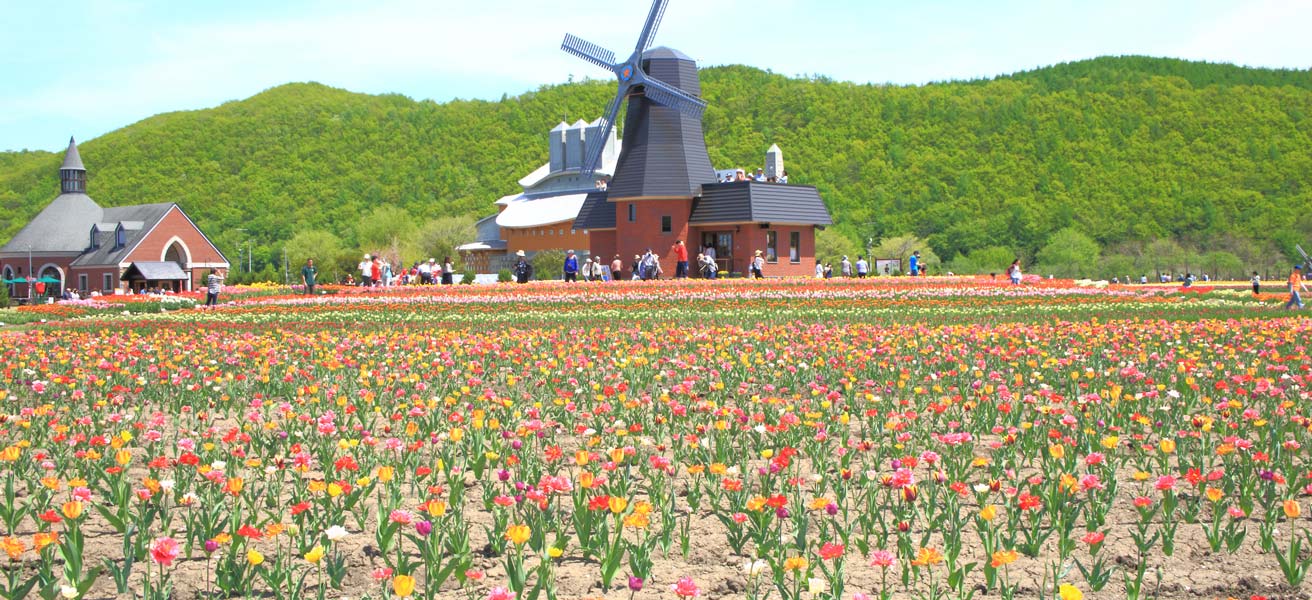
0, 193, 104, 254
572, 190, 615, 230
60, 137, 85, 171
123, 261, 189, 281
690, 182, 833, 226
71, 203, 176, 267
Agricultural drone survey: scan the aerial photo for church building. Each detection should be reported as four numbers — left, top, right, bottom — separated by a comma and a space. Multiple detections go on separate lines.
0, 138, 229, 300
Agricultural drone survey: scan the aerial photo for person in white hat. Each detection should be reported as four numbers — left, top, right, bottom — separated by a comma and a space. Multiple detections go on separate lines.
513, 250, 533, 284
358, 254, 374, 287
751, 250, 765, 279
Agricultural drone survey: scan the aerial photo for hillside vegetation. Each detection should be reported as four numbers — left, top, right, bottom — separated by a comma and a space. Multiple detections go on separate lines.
2, 56, 1310, 278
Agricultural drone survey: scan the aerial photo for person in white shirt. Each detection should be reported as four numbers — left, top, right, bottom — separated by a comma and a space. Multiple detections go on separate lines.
358, 254, 373, 287
815, 261, 824, 278
841, 256, 852, 277
418, 260, 432, 284
855, 256, 869, 278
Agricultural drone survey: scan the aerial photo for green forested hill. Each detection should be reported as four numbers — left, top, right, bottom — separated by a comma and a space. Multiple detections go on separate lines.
2, 56, 1310, 276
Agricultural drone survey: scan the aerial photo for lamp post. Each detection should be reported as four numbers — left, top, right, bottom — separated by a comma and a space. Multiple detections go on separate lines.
26, 244, 32, 304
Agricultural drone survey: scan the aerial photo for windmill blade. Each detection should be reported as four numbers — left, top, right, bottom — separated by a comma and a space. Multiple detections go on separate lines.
562, 34, 618, 71
640, 75, 707, 119
633, 0, 670, 54
582, 92, 624, 175
1298, 244, 1311, 263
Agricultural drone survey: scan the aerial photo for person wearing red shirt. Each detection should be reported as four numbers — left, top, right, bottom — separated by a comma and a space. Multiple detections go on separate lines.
672, 240, 689, 279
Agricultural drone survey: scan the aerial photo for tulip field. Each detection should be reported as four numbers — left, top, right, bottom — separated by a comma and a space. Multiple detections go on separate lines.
1, 278, 1310, 600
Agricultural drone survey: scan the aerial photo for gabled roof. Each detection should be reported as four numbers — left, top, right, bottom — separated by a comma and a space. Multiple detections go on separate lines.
123, 261, 189, 281
572, 190, 615, 231
71, 203, 176, 267
0, 193, 104, 254
690, 181, 833, 226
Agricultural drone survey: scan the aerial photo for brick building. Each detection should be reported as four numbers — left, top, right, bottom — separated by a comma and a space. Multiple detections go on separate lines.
0, 138, 229, 300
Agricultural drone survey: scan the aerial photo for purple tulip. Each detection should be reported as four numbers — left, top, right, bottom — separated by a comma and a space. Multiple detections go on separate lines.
775, 507, 789, 519
204, 540, 219, 554
415, 520, 433, 536
628, 576, 644, 592
511, 440, 523, 450
497, 469, 511, 482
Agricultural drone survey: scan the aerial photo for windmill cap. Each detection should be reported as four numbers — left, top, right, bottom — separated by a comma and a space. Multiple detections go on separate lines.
642, 46, 693, 62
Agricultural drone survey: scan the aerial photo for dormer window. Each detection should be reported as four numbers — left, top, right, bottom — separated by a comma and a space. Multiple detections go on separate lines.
89, 225, 100, 250
114, 225, 126, 250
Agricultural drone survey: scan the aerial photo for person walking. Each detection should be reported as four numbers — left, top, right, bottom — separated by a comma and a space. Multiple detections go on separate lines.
908, 251, 920, 277
205, 268, 226, 307
672, 240, 689, 279
564, 250, 579, 282
751, 250, 765, 279
1286, 265, 1308, 310
841, 256, 852, 277
301, 259, 318, 295
1252, 271, 1261, 295
358, 254, 374, 287
856, 256, 868, 278
611, 255, 623, 282
513, 250, 533, 284
441, 257, 454, 285
1008, 259, 1023, 285
370, 256, 382, 289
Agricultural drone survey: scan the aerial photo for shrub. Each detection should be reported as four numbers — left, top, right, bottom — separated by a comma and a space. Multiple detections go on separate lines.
497, 269, 513, 283
460, 270, 476, 285
0, 281, 8, 309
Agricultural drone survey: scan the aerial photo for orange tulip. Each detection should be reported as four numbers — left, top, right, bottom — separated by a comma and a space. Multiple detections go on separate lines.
1284, 499, 1301, 519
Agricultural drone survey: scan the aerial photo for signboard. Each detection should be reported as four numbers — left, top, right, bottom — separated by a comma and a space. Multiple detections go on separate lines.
875, 259, 901, 276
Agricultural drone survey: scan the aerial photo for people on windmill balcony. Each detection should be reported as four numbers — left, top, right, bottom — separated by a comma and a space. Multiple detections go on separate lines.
753, 168, 766, 182
563, 250, 579, 282
779, 171, 789, 184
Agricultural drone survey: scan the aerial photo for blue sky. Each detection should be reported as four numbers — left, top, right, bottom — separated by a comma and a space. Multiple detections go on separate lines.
2, 0, 1309, 152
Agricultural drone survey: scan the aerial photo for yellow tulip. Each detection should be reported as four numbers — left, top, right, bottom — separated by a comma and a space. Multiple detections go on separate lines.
393, 574, 416, 598
304, 545, 325, 564
504, 524, 531, 546
1058, 584, 1083, 600
979, 505, 997, 522
1158, 439, 1176, 454
246, 549, 264, 566
61, 501, 83, 520
608, 496, 628, 515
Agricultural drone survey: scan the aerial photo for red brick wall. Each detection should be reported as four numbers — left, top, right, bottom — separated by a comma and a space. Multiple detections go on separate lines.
613, 198, 694, 270
125, 206, 226, 291
0, 256, 74, 299
721, 225, 817, 277
503, 225, 589, 253
587, 230, 617, 265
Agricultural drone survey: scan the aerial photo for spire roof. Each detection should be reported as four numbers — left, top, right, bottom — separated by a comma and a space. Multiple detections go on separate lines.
61, 136, 85, 171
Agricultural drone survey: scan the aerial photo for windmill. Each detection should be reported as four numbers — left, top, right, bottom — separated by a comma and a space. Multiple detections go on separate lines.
561, 0, 713, 193
1297, 244, 1312, 271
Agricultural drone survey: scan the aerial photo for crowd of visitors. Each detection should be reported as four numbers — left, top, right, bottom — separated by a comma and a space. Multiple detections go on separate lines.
351, 254, 457, 289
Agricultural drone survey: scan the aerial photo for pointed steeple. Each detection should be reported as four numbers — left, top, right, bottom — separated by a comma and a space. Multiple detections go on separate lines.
60, 136, 87, 194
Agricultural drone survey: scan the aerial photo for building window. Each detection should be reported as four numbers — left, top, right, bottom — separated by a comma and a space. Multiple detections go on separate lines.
789, 231, 800, 263
78, 274, 88, 292
89, 226, 99, 249
103, 273, 113, 291
114, 227, 126, 250
661, 216, 672, 233
628, 203, 636, 223
766, 231, 778, 263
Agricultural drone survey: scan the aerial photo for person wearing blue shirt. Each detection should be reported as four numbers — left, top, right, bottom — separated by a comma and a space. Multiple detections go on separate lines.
908, 251, 920, 277
563, 250, 579, 282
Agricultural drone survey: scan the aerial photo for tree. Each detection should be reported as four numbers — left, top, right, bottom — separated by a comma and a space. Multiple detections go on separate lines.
285, 229, 347, 283
531, 249, 565, 281
874, 235, 940, 274
1144, 239, 1186, 279
355, 206, 417, 257
413, 216, 478, 269
815, 228, 860, 265
948, 246, 1017, 275
1035, 228, 1100, 278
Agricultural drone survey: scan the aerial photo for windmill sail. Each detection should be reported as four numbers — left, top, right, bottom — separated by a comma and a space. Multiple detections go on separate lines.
562, 34, 617, 71
582, 93, 624, 174
634, 0, 670, 54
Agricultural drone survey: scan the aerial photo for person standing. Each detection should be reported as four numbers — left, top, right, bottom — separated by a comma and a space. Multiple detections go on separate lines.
814, 260, 824, 278
611, 255, 623, 282
418, 259, 433, 284
205, 268, 225, 307
370, 256, 382, 288
751, 250, 765, 279
442, 257, 454, 285
1286, 265, 1307, 310
841, 256, 852, 278
908, 251, 920, 277
1252, 271, 1261, 295
513, 250, 533, 284
856, 256, 868, 278
564, 250, 579, 283
358, 254, 374, 287
672, 240, 689, 279
301, 259, 318, 295
1009, 259, 1023, 285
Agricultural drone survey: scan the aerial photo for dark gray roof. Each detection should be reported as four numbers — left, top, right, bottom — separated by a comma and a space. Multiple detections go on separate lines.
60, 137, 85, 171
690, 182, 833, 226
606, 49, 715, 200
572, 190, 615, 230
123, 261, 189, 281
0, 193, 103, 254
473, 214, 500, 242
71, 203, 175, 267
